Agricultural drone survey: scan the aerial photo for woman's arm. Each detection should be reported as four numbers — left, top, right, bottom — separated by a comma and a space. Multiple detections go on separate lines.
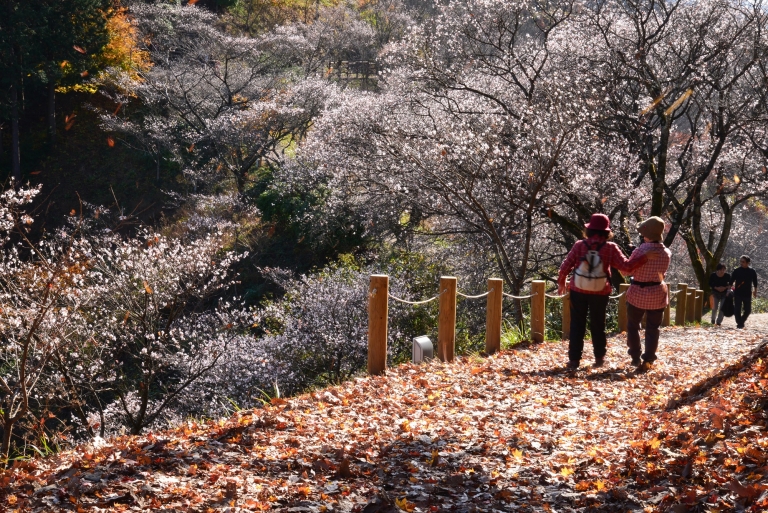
612, 245, 648, 275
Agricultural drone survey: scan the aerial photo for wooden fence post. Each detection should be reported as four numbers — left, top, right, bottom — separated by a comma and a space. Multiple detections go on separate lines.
562, 289, 571, 341
485, 278, 503, 354
686, 290, 696, 323
694, 290, 703, 324
530, 280, 545, 343
662, 286, 671, 327
676, 283, 688, 326
438, 276, 457, 362
618, 283, 631, 332
368, 275, 389, 375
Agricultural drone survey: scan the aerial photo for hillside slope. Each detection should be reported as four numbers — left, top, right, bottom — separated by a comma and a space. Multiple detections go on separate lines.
2, 320, 768, 512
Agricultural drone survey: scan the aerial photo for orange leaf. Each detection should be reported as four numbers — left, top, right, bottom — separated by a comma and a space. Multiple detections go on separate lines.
395, 497, 415, 512
30, 170, 41, 175
80, 70, 89, 78
107, 137, 115, 147
73, 45, 87, 54
114, 103, 123, 115
65, 119, 76, 131
143, 281, 153, 294
60, 60, 69, 68
188, 0, 199, 4
727, 479, 760, 499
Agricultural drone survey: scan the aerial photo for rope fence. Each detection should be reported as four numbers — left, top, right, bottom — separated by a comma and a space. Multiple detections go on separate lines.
368, 274, 706, 375
388, 292, 442, 305
457, 290, 492, 300
503, 291, 537, 299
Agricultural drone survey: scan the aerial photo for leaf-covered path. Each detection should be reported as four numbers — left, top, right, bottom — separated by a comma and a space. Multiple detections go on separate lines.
4, 318, 768, 512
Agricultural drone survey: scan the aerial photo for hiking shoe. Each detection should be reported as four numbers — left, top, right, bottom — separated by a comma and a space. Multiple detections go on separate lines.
593, 358, 604, 368
566, 361, 579, 370
636, 361, 653, 373
631, 358, 641, 367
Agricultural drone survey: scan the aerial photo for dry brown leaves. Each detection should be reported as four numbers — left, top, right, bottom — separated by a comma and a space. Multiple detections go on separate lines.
1, 321, 767, 512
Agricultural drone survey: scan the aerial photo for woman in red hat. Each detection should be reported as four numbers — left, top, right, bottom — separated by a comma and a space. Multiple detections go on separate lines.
557, 213, 653, 370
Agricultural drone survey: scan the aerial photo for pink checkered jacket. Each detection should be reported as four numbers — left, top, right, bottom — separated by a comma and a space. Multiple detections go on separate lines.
624, 242, 672, 310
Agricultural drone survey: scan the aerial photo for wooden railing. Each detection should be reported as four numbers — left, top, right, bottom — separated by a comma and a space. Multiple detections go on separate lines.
367, 275, 704, 375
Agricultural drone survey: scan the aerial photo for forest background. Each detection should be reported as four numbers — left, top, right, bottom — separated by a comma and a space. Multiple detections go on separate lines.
1, 0, 768, 461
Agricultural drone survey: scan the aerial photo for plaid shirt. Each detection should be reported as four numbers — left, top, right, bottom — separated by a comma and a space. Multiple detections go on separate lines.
558, 237, 649, 295
624, 242, 672, 310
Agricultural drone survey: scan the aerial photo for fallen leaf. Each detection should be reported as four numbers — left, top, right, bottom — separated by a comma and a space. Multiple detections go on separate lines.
727, 479, 760, 499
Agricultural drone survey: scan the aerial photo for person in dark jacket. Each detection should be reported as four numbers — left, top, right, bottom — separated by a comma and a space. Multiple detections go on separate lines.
708, 263, 731, 326
731, 255, 758, 329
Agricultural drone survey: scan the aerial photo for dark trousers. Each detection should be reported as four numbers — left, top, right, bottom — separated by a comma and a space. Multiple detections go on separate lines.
568, 290, 609, 363
626, 303, 665, 363
734, 296, 752, 327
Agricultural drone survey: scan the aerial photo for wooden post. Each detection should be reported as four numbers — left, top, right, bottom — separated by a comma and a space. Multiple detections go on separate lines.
676, 283, 688, 326
368, 275, 389, 375
662, 286, 671, 327
618, 283, 630, 333
686, 290, 696, 323
694, 290, 703, 324
562, 289, 571, 341
485, 278, 503, 354
438, 276, 457, 362
530, 280, 546, 343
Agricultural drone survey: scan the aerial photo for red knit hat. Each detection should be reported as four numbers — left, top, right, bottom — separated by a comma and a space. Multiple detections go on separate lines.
585, 213, 610, 231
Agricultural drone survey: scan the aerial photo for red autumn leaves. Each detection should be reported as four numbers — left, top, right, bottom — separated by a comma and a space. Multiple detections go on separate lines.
1, 321, 767, 511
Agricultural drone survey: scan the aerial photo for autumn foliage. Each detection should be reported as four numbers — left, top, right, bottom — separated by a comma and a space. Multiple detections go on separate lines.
100, 7, 151, 78
1, 324, 767, 511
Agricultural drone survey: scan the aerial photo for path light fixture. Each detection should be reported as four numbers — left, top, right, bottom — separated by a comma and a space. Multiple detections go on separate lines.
412, 336, 433, 364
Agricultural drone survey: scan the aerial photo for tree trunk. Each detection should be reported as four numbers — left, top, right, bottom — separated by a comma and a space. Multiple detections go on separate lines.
11, 83, 21, 181
651, 118, 671, 217
1, 416, 14, 462
48, 79, 56, 145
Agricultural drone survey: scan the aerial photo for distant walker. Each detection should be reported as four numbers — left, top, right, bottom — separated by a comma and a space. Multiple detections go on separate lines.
731, 255, 758, 329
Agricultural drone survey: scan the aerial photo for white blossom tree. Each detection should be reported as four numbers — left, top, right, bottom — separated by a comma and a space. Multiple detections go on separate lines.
284, 0, 639, 318
563, 0, 768, 293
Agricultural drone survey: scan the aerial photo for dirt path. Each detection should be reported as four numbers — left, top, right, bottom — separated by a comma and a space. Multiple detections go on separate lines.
4, 318, 767, 512
713, 311, 768, 333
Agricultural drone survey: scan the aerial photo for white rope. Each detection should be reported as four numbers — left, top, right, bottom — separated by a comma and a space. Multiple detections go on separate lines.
545, 293, 568, 299
457, 288, 492, 299
388, 290, 442, 305
502, 291, 537, 300
609, 291, 626, 299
